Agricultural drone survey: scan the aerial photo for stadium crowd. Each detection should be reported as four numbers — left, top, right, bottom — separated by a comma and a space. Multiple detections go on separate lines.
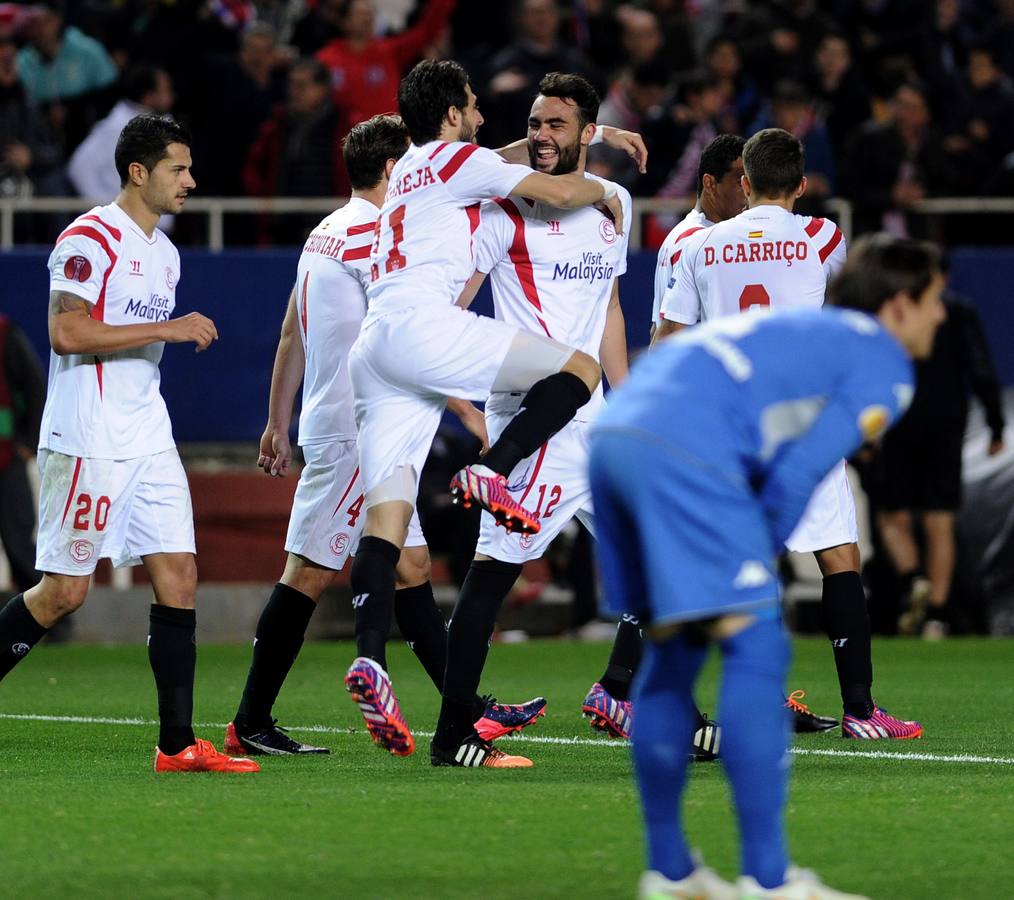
1, 0, 1014, 245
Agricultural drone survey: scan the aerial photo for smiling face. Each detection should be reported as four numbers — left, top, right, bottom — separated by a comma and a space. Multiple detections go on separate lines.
527, 94, 589, 175
140, 142, 196, 215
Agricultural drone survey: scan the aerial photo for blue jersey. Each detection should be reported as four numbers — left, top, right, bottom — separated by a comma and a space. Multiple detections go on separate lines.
596, 308, 914, 546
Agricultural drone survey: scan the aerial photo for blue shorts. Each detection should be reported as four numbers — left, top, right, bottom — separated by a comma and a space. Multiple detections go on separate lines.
589, 428, 781, 627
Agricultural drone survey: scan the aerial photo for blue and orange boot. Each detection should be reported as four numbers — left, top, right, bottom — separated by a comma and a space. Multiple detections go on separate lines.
582, 682, 632, 739
450, 464, 541, 535
473, 695, 547, 741
344, 656, 415, 756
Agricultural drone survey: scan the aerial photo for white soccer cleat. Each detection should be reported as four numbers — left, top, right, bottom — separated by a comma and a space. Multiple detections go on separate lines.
738, 866, 870, 899
639, 864, 738, 899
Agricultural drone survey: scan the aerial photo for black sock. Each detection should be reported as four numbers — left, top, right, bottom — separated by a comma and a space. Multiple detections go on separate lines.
598, 615, 643, 702
482, 372, 591, 476
821, 571, 874, 717
434, 558, 522, 749
395, 581, 447, 692
148, 605, 197, 755
234, 582, 317, 733
350, 536, 401, 671
0, 594, 48, 681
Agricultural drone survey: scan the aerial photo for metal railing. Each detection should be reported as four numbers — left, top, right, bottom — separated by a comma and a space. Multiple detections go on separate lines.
2, 195, 1013, 252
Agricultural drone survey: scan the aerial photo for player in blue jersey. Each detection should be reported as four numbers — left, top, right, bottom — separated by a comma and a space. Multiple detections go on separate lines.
590, 235, 944, 900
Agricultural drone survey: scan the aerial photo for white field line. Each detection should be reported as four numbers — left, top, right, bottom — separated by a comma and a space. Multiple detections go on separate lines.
2, 712, 1013, 765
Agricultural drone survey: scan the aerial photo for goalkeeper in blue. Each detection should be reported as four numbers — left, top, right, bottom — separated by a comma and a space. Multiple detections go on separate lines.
589, 235, 945, 900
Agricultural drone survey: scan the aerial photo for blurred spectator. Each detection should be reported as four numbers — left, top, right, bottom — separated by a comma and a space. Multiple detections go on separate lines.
196, 22, 287, 195
316, 0, 455, 134
616, 7, 665, 69
704, 33, 761, 135
874, 272, 1006, 639
843, 82, 956, 236
589, 58, 669, 189
835, 0, 931, 70
291, 0, 343, 55
648, 72, 723, 200
734, 0, 838, 91
919, 0, 974, 96
810, 32, 871, 162
0, 313, 45, 594
67, 66, 175, 213
943, 44, 1014, 191
0, 36, 65, 200
244, 58, 348, 244
480, 0, 597, 148
750, 80, 836, 200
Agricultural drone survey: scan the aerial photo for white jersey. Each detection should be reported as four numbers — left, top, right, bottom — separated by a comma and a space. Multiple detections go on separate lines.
660, 205, 846, 325
474, 174, 632, 422
366, 141, 531, 321
41, 201, 180, 460
295, 197, 378, 445
651, 208, 711, 328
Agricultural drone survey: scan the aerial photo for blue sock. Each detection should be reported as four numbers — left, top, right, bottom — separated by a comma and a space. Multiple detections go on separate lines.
718, 616, 791, 889
630, 631, 708, 881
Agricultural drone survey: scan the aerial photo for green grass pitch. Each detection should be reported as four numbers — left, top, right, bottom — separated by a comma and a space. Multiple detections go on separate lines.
1, 637, 1012, 899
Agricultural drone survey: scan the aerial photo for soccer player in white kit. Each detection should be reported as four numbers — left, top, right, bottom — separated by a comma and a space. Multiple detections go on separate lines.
0, 114, 258, 772
345, 60, 626, 768
656, 128, 922, 740
223, 115, 547, 758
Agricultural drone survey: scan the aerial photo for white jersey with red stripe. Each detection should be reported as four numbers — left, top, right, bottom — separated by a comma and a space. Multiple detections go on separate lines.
659, 205, 846, 325
294, 197, 378, 446
473, 174, 632, 422
365, 140, 532, 322
41, 201, 180, 460
651, 207, 711, 328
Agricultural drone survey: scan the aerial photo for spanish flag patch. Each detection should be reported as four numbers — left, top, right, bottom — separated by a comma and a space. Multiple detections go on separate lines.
747, 230, 763, 239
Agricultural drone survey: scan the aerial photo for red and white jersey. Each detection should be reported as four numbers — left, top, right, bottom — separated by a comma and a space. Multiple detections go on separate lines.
41, 202, 180, 460
660, 205, 846, 325
366, 140, 531, 321
474, 174, 631, 422
295, 197, 378, 445
651, 208, 712, 327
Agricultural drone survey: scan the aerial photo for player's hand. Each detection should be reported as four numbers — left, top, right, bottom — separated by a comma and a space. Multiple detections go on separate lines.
448, 399, 490, 455
603, 190, 625, 235
988, 438, 1005, 457
258, 426, 293, 476
599, 126, 648, 174
164, 312, 219, 352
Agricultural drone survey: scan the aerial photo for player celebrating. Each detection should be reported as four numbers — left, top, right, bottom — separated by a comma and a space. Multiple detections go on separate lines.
594, 236, 944, 899
656, 128, 922, 740
0, 114, 257, 773
345, 59, 625, 767
224, 115, 546, 757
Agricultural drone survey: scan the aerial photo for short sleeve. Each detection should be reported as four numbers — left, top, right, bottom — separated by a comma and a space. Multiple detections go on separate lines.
473, 202, 511, 274
615, 187, 632, 277
48, 229, 115, 305
659, 237, 703, 326
436, 143, 532, 204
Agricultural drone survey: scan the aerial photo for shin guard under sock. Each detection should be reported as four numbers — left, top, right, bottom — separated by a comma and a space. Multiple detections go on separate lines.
148, 604, 197, 755
0, 594, 48, 681
821, 571, 874, 717
482, 372, 591, 476
349, 536, 401, 671
395, 581, 448, 692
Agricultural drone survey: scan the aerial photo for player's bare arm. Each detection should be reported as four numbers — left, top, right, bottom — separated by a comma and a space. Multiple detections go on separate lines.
497, 125, 647, 174
511, 172, 625, 235
599, 280, 629, 388
258, 285, 304, 477
650, 318, 687, 347
456, 271, 487, 309
48, 289, 218, 356
447, 397, 490, 455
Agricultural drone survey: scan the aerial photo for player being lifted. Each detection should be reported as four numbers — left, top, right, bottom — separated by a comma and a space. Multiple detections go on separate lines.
655, 128, 923, 740
594, 235, 944, 900
224, 115, 546, 757
0, 115, 257, 773
344, 59, 626, 767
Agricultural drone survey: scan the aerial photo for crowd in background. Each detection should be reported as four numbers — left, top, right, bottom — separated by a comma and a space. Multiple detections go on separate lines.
1, 0, 1014, 244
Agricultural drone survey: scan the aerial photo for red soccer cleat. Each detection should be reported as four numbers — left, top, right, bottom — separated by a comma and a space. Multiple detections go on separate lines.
154, 738, 261, 773
450, 464, 541, 535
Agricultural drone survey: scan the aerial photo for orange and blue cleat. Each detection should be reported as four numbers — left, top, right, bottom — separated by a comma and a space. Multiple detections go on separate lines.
582, 681, 632, 740
473, 695, 547, 741
345, 656, 415, 756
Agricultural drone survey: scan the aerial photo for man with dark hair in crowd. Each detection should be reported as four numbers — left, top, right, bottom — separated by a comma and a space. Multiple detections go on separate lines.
244, 58, 349, 245
809, 31, 870, 163
875, 257, 1006, 639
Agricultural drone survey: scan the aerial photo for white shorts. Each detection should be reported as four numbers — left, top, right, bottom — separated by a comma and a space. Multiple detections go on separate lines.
350, 304, 572, 505
476, 407, 595, 563
784, 461, 859, 553
284, 439, 425, 569
35, 448, 195, 575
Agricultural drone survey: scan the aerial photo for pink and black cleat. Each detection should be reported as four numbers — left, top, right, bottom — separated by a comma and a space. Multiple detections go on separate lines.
473, 695, 547, 741
842, 704, 923, 740
450, 464, 541, 535
344, 656, 415, 756
582, 682, 632, 740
